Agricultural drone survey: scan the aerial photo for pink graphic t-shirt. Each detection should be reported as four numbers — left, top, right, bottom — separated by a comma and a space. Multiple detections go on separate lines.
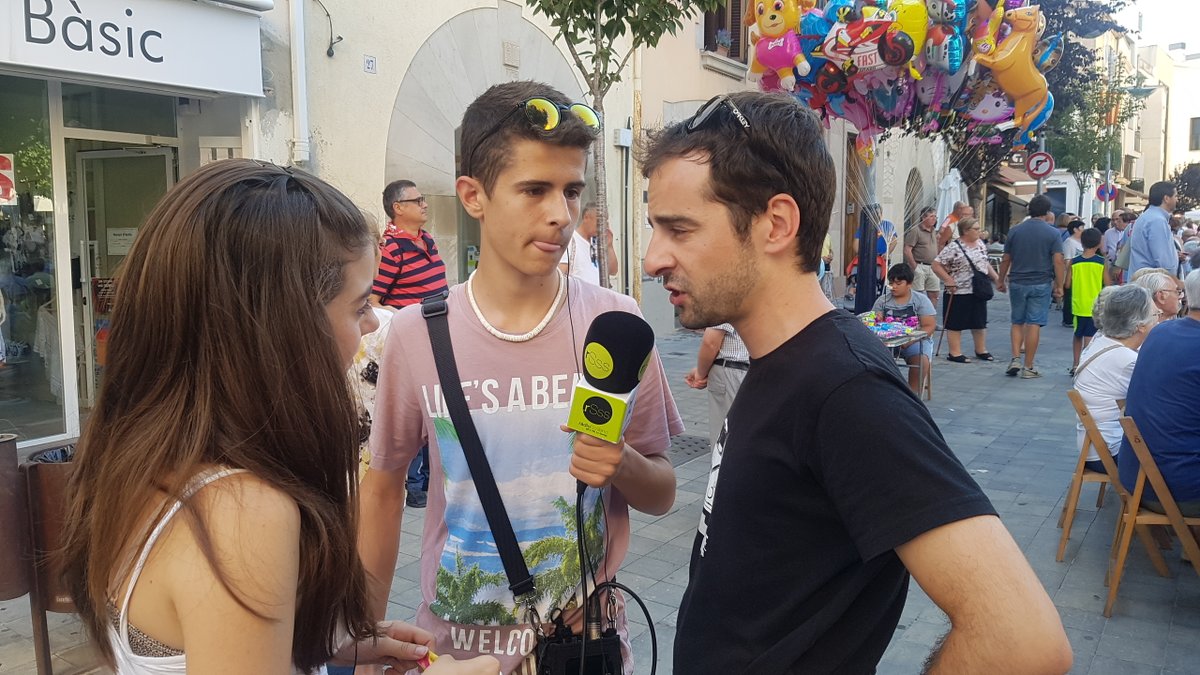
369, 281, 683, 675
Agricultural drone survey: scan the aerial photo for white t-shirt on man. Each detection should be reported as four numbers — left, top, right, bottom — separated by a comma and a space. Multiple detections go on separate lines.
560, 230, 600, 286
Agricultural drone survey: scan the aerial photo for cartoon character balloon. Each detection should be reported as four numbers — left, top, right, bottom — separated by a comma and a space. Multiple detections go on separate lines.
925, 0, 967, 73
745, 0, 811, 91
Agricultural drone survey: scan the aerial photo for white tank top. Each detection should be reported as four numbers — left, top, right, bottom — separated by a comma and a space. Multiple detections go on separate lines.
107, 467, 321, 675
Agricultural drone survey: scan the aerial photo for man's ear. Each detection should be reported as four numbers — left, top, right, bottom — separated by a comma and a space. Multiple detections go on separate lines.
760, 193, 802, 258
456, 176, 487, 221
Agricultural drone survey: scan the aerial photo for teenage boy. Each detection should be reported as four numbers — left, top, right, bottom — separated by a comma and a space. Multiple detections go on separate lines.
1067, 228, 1106, 375
642, 92, 1070, 674
358, 82, 682, 675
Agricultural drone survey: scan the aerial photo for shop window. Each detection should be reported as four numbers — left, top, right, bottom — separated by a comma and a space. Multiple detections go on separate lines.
703, 1, 747, 61
61, 84, 176, 137
0, 75, 66, 438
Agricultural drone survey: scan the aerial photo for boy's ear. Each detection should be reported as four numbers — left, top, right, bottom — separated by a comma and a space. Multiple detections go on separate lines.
456, 176, 486, 221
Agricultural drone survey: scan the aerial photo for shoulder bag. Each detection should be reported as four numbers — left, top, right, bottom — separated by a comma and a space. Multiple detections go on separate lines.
955, 241, 994, 301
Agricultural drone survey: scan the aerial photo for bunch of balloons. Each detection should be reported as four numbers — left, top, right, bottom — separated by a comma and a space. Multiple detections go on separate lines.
745, 0, 1062, 162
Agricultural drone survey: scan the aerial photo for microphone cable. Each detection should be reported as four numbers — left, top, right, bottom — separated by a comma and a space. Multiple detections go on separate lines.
576, 486, 658, 675
567, 234, 656, 674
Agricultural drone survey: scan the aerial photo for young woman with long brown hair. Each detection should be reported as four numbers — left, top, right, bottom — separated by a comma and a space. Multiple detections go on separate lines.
59, 159, 497, 675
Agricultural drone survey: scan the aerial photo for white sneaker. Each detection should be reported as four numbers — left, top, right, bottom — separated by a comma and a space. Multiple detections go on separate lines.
1006, 358, 1021, 376
1021, 367, 1042, 379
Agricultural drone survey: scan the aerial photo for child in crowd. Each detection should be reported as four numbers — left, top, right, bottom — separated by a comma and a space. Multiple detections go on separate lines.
1067, 228, 1106, 375
873, 263, 937, 394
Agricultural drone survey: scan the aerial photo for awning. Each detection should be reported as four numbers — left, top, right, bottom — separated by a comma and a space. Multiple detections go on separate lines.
991, 166, 1038, 195
989, 182, 1031, 205
1117, 184, 1147, 200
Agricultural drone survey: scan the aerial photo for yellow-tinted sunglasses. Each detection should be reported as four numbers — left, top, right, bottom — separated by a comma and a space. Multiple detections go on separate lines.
465, 98, 600, 175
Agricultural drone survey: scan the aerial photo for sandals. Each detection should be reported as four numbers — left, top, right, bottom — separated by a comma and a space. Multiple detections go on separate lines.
946, 354, 972, 363
975, 352, 996, 361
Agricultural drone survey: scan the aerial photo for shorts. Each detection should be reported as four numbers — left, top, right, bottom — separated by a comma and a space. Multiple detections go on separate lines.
899, 338, 933, 360
1009, 282, 1052, 326
943, 292, 988, 331
1074, 315, 1097, 338
912, 263, 941, 292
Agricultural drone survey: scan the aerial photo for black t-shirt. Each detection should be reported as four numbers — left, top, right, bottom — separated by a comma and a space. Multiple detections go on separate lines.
674, 310, 995, 674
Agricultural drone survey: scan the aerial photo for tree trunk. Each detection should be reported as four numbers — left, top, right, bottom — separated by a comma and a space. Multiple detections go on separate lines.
593, 97, 611, 288
967, 180, 984, 219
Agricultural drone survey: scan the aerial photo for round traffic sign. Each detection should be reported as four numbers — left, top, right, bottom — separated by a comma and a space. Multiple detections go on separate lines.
1026, 151, 1055, 179
1096, 184, 1117, 202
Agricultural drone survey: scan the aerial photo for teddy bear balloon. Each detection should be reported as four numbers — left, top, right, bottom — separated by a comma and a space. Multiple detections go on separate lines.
744, 0, 811, 92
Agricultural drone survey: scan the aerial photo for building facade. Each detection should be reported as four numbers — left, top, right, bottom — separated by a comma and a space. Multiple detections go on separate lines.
0, 0, 631, 449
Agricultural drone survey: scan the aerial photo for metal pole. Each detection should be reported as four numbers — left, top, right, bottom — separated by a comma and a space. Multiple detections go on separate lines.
631, 46, 644, 304
1036, 135, 1045, 194
1105, 148, 1112, 217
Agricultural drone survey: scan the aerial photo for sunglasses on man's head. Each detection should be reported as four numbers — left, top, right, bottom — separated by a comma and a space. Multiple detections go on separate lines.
465, 97, 600, 176
685, 95, 751, 136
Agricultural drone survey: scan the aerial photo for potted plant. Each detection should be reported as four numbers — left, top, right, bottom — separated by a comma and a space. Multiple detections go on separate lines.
715, 28, 732, 57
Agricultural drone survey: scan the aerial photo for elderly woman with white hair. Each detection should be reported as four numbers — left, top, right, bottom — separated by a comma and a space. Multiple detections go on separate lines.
1073, 285, 1160, 472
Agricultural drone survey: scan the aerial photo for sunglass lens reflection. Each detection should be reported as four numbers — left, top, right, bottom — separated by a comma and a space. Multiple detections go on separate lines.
524, 98, 560, 131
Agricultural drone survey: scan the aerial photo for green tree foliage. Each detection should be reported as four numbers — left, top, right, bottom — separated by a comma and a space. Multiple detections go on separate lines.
1048, 59, 1143, 212
897, 0, 1128, 208
526, 0, 726, 285
1168, 163, 1200, 213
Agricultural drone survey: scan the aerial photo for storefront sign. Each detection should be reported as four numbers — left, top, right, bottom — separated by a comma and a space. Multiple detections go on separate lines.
106, 227, 137, 255
1, 0, 263, 96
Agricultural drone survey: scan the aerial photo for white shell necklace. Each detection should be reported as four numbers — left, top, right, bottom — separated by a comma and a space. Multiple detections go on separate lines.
466, 270, 566, 343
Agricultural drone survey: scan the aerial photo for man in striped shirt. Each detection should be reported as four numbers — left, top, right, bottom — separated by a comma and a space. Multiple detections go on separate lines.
372, 180, 449, 310
372, 179, 449, 508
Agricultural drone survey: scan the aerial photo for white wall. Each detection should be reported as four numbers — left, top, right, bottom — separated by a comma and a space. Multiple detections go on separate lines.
252, 0, 633, 284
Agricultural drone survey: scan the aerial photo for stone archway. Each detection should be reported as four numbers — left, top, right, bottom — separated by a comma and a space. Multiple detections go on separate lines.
383, 5, 584, 281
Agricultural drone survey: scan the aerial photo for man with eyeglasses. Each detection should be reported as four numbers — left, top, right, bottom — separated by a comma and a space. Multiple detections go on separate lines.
642, 91, 1070, 674
1131, 270, 1184, 321
369, 180, 450, 510
358, 81, 680, 674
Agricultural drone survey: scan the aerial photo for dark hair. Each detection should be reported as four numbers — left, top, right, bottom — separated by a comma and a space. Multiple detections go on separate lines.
919, 206, 936, 219
640, 92, 835, 273
460, 81, 596, 193
1095, 217, 1111, 233
1067, 219, 1085, 235
1028, 194, 1052, 218
1081, 227, 1102, 249
60, 159, 376, 671
887, 262, 915, 283
1121, 211, 1138, 222
1149, 181, 1176, 207
382, 179, 417, 219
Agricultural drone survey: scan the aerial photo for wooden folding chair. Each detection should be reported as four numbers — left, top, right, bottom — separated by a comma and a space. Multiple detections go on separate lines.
1105, 416, 1200, 617
1058, 391, 1115, 561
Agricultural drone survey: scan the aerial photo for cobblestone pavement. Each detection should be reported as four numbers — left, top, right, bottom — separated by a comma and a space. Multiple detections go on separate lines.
2, 294, 1198, 674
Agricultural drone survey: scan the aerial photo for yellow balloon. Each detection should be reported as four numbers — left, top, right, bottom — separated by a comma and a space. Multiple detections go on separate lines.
890, 0, 928, 54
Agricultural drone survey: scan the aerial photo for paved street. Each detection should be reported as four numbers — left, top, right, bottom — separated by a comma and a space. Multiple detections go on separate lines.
2, 293, 1198, 674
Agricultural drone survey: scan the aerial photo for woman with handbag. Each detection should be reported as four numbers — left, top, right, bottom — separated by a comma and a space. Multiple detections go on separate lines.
933, 217, 1000, 363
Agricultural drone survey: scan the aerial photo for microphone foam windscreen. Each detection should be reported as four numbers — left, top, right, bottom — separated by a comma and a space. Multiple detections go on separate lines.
581, 311, 655, 394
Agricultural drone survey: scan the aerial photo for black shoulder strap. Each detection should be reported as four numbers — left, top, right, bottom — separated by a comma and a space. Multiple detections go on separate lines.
956, 240, 984, 275
420, 292, 536, 601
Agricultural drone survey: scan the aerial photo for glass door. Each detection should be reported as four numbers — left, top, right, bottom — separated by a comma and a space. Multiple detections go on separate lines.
73, 149, 174, 407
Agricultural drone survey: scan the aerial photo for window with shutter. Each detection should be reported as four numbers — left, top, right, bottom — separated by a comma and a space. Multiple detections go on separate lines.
703, 0, 748, 62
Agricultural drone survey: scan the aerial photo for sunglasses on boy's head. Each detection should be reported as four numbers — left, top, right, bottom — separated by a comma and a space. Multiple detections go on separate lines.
465, 97, 601, 176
